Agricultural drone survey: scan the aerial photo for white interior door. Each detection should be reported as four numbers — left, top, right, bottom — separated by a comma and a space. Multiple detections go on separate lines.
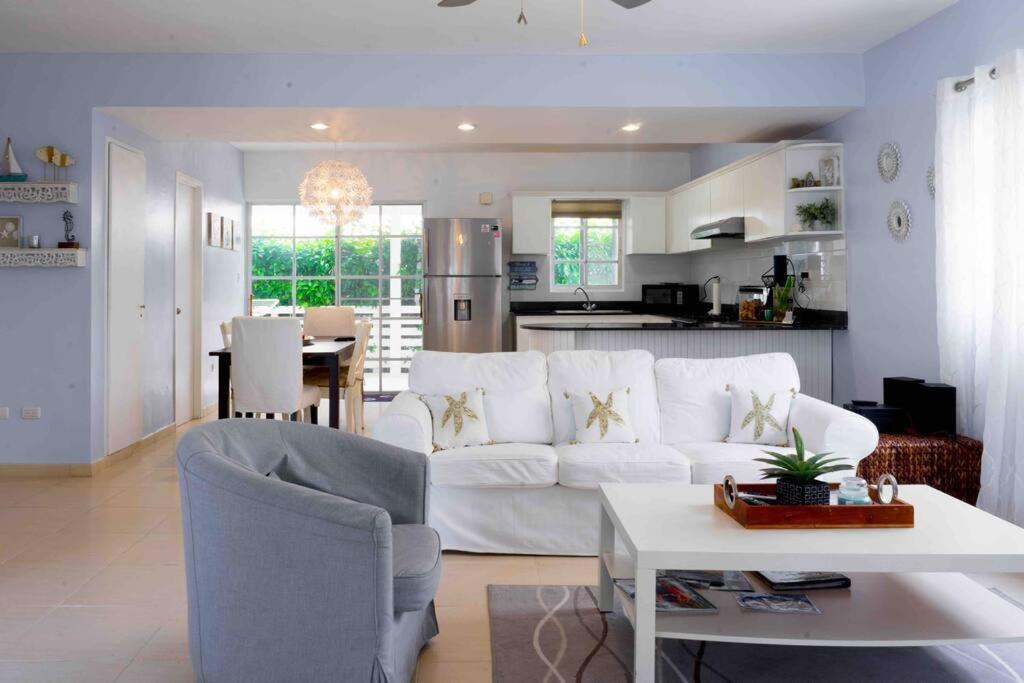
107, 142, 147, 454
174, 176, 201, 425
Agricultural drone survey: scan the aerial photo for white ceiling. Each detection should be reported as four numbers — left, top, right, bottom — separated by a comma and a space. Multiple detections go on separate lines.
3, 0, 956, 54
101, 106, 857, 150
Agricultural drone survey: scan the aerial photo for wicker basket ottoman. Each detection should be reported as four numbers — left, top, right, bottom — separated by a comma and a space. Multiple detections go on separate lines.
857, 434, 983, 505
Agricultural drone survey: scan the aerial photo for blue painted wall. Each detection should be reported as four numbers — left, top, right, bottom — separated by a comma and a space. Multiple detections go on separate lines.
810, 0, 1024, 404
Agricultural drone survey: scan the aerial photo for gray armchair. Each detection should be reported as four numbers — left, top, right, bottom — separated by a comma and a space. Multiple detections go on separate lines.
176, 419, 440, 683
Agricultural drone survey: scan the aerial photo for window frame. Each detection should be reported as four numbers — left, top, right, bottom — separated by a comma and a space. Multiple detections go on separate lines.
550, 214, 624, 292
247, 201, 426, 394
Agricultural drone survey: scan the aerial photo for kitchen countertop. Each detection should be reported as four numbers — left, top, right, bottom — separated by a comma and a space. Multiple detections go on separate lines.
518, 319, 845, 331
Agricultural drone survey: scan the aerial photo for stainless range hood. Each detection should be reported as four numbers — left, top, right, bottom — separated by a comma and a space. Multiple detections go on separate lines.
691, 216, 745, 240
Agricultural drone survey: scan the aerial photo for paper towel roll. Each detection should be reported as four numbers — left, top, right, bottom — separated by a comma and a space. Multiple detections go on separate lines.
711, 281, 721, 316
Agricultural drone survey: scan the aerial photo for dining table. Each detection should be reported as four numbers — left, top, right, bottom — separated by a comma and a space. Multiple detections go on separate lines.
208, 338, 355, 429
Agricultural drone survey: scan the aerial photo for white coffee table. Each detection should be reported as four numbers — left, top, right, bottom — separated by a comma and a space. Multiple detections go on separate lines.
597, 483, 1024, 682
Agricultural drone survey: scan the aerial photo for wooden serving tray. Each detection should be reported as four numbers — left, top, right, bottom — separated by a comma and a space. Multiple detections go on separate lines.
714, 482, 914, 529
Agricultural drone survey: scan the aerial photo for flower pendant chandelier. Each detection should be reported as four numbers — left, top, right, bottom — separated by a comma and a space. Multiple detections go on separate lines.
299, 160, 373, 227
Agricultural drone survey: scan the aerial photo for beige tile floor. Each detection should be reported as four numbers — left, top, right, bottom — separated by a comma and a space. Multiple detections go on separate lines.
0, 406, 595, 683
3, 407, 1023, 682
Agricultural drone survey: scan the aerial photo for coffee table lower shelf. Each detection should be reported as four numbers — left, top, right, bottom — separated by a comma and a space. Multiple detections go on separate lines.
611, 570, 1024, 647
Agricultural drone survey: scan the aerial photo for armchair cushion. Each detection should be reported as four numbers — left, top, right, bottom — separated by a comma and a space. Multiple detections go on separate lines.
392, 524, 442, 613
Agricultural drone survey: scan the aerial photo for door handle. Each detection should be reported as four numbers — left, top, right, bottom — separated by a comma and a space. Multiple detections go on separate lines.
176, 307, 182, 315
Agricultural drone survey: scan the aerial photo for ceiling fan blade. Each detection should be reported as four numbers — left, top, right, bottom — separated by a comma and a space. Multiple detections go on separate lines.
608, 0, 652, 7
437, 0, 478, 6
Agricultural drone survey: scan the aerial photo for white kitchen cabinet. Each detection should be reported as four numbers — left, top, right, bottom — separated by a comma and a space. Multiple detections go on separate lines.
667, 182, 712, 254
709, 171, 743, 223
511, 195, 552, 254
624, 195, 666, 254
742, 150, 787, 241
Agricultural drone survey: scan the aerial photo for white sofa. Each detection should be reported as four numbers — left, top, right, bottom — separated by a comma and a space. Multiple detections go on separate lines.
372, 350, 879, 555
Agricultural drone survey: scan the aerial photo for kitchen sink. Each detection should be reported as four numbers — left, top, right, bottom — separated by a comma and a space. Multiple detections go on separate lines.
551, 309, 634, 315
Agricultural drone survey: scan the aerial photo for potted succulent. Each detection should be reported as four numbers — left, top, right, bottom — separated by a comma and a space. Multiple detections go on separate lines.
755, 427, 852, 505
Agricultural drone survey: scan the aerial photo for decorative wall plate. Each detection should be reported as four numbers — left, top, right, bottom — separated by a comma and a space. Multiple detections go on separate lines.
878, 142, 901, 183
927, 165, 935, 199
888, 200, 912, 242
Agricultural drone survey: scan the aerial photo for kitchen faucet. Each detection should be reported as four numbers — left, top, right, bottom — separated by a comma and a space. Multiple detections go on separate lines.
574, 286, 597, 311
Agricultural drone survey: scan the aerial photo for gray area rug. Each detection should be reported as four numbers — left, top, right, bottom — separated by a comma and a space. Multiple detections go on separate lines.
488, 585, 1024, 682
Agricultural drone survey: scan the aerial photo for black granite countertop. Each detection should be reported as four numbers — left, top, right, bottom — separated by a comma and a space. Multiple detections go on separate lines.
518, 319, 844, 331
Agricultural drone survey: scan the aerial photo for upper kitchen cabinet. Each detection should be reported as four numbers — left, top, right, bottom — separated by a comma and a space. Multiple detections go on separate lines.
709, 171, 743, 223
511, 194, 551, 254
624, 195, 666, 254
742, 150, 786, 241
667, 182, 711, 254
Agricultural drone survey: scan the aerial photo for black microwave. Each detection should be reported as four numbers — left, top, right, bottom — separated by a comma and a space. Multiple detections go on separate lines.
642, 283, 699, 307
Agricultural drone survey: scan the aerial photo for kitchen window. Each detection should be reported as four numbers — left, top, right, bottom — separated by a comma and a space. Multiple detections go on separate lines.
550, 200, 622, 289
249, 202, 424, 393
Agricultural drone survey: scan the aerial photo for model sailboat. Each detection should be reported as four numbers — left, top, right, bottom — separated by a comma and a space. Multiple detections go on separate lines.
1, 138, 28, 182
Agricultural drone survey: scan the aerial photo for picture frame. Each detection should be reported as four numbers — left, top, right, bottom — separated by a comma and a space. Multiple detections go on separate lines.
0, 215, 22, 247
221, 217, 233, 250
207, 213, 222, 247
819, 156, 839, 187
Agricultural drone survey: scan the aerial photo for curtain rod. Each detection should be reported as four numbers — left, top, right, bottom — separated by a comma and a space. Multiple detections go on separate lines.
954, 67, 999, 92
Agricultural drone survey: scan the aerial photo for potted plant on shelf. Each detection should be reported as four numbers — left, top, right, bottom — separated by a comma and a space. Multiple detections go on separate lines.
795, 198, 838, 232
755, 427, 852, 505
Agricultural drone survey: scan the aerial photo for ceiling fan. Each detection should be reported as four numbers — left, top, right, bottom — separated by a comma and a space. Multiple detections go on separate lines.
438, 0, 651, 6
437, 0, 652, 45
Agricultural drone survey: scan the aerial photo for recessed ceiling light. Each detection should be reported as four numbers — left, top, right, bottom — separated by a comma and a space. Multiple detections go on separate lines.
310, 122, 329, 131
621, 122, 642, 132
457, 123, 477, 132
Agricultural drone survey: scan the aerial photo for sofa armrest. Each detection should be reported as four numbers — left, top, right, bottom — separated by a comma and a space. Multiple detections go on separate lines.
372, 390, 433, 455
789, 394, 879, 471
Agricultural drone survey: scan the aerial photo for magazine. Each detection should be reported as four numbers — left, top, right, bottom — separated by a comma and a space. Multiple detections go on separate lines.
754, 571, 851, 591
663, 570, 754, 592
614, 577, 718, 614
735, 592, 821, 615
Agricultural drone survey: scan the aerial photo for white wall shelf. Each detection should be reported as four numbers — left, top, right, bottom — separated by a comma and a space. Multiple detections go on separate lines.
0, 248, 88, 267
787, 185, 842, 193
0, 182, 79, 204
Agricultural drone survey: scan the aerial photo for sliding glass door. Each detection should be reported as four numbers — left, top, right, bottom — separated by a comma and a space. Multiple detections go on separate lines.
249, 203, 424, 393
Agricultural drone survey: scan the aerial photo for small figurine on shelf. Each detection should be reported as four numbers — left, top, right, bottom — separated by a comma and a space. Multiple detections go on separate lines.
35, 146, 75, 182
1, 138, 28, 182
58, 210, 79, 249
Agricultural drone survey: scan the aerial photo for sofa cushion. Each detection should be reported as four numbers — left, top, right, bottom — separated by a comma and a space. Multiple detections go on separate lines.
409, 351, 552, 444
548, 350, 660, 445
421, 388, 491, 450
392, 524, 441, 613
556, 443, 691, 490
429, 443, 557, 488
655, 354, 801, 445
568, 387, 637, 444
670, 441, 851, 486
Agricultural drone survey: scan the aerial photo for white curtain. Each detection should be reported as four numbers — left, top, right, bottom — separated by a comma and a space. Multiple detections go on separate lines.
936, 49, 1024, 523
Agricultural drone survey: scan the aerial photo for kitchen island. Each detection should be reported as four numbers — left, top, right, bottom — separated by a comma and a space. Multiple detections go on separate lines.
515, 313, 843, 401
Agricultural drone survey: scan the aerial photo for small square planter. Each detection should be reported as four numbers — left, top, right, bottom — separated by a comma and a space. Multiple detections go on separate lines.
776, 477, 830, 506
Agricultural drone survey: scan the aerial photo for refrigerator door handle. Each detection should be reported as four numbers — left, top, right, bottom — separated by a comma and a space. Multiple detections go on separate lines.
418, 288, 424, 321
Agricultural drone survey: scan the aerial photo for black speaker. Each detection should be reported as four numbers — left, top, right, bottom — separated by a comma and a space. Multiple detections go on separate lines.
910, 383, 957, 436
883, 376, 925, 409
773, 255, 788, 285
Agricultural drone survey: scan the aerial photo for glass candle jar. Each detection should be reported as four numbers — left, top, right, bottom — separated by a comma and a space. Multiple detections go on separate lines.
838, 476, 871, 505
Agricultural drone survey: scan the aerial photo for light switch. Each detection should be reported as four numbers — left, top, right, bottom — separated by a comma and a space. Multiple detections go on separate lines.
479, 192, 493, 205
22, 407, 41, 420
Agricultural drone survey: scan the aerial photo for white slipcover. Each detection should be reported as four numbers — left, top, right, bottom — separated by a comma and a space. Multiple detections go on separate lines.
231, 317, 320, 416
429, 443, 557, 488
556, 443, 691, 490
655, 353, 801, 444
547, 350, 660, 444
409, 351, 552, 444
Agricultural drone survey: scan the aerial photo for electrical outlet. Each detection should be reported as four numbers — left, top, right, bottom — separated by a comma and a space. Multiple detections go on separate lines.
0, 407, 9, 419
21, 407, 41, 420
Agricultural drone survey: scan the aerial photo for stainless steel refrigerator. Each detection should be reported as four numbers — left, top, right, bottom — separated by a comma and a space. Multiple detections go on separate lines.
422, 218, 503, 353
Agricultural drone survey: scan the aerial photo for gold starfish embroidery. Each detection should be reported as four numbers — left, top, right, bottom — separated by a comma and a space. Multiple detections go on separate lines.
441, 392, 479, 436
586, 392, 624, 439
741, 390, 783, 440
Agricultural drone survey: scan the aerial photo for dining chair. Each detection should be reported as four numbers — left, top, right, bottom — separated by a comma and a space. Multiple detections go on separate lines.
219, 320, 232, 348
231, 317, 321, 422
304, 319, 371, 432
304, 306, 357, 373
